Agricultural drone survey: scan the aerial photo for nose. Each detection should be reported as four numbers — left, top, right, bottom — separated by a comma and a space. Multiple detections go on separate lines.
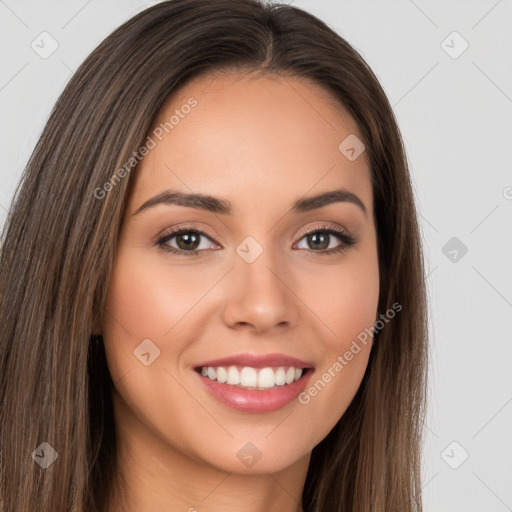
221, 246, 300, 333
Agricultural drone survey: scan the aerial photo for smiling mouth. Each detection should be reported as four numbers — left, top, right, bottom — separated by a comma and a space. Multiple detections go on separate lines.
194, 365, 311, 390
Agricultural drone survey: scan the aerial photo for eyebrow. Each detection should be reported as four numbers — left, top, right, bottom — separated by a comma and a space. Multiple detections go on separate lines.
133, 187, 367, 216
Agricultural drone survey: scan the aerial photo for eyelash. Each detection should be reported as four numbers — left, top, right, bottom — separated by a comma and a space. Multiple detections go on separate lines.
155, 223, 357, 257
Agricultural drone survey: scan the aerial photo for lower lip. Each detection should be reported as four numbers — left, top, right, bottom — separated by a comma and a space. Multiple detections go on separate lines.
195, 369, 313, 413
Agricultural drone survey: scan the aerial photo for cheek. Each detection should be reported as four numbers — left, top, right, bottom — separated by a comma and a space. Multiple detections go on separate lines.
301, 251, 380, 350
101, 249, 177, 383
102, 250, 205, 356
294, 252, 379, 440
101, 246, 229, 392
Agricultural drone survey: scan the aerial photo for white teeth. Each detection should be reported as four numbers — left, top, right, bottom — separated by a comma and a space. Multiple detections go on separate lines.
227, 366, 240, 385
275, 367, 286, 385
240, 367, 258, 387
216, 366, 227, 383
257, 367, 276, 388
199, 365, 306, 389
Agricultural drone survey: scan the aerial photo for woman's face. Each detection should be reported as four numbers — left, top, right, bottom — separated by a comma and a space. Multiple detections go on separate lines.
101, 71, 379, 474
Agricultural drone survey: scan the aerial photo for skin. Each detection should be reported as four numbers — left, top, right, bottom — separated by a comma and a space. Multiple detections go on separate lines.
98, 71, 380, 512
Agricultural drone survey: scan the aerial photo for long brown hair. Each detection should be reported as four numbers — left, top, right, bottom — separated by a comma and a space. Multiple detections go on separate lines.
0, 1, 428, 510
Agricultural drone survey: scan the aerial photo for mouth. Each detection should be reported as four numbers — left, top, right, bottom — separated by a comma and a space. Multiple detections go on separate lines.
192, 353, 314, 413
194, 365, 311, 390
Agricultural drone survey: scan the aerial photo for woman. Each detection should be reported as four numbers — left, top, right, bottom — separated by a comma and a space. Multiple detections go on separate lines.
0, 0, 428, 510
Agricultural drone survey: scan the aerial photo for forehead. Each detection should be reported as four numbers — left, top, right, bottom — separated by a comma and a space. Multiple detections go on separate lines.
128, 71, 372, 217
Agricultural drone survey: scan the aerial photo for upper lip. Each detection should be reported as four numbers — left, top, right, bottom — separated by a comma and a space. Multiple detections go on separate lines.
194, 352, 314, 370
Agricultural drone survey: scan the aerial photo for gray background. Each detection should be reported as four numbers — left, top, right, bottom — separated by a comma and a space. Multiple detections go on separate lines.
1, 0, 511, 510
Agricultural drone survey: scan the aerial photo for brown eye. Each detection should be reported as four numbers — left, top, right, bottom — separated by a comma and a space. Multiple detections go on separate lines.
305, 232, 330, 250
157, 228, 218, 256
174, 231, 201, 251
295, 226, 357, 255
